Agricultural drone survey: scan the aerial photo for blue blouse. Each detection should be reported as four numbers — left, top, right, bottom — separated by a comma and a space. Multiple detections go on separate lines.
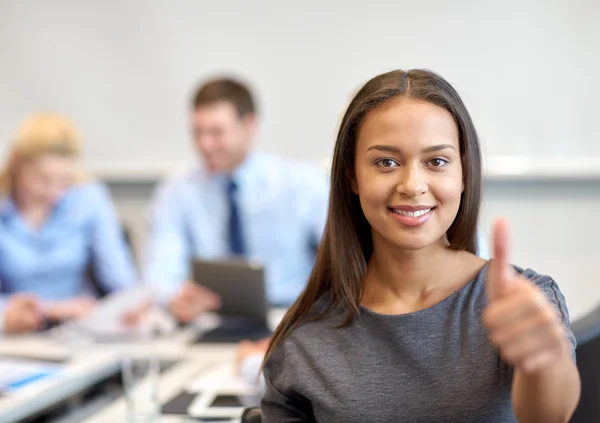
0, 182, 137, 306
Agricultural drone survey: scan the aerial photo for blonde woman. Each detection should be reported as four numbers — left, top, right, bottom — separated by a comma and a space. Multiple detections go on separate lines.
0, 114, 136, 334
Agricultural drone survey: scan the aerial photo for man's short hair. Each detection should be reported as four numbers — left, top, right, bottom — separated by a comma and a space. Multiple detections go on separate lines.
192, 78, 256, 117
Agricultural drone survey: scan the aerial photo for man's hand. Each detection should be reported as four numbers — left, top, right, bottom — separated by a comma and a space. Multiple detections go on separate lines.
4, 294, 43, 334
169, 282, 222, 324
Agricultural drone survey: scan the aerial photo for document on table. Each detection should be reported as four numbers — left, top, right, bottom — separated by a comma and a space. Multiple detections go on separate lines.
75, 284, 172, 338
0, 358, 65, 396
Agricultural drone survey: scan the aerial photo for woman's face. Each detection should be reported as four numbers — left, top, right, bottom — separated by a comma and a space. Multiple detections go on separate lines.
353, 97, 463, 252
15, 154, 76, 209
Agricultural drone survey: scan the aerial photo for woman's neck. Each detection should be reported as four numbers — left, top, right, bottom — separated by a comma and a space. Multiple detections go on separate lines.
361, 238, 484, 314
14, 196, 52, 230
367, 241, 453, 296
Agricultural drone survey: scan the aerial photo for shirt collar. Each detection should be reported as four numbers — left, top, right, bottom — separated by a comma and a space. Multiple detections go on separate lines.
231, 152, 259, 186
204, 152, 260, 189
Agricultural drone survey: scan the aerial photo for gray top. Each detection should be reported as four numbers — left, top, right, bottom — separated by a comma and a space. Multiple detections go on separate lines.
262, 265, 576, 423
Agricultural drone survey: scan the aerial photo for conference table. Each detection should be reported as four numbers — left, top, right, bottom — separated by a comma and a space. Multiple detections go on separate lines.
0, 349, 119, 423
0, 310, 282, 423
82, 345, 239, 423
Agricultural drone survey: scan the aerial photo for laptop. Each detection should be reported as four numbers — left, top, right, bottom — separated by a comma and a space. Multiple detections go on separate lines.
191, 258, 272, 343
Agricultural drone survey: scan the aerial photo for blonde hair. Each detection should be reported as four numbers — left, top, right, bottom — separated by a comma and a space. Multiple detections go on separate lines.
0, 113, 85, 194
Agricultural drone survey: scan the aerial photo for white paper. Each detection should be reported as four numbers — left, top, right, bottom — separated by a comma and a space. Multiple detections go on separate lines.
75, 285, 174, 337
0, 358, 65, 396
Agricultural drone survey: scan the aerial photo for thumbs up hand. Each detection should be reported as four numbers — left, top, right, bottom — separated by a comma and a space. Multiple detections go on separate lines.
483, 218, 569, 374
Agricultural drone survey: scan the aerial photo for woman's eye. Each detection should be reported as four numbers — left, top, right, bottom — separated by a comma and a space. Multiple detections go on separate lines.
376, 158, 399, 168
429, 158, 449, 168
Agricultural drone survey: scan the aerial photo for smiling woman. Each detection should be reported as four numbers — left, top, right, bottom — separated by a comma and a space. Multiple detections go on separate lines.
354, 97, 467, 251
260, 69, 580, 423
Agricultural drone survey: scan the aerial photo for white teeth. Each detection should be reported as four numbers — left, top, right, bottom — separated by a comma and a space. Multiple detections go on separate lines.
392, 208, 432, 217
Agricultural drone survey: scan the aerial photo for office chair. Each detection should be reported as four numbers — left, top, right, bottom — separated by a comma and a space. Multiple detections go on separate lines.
570, 303, 600, 422
241, 407, 263, 423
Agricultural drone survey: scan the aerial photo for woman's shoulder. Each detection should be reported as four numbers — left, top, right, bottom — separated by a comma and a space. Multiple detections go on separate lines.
68, 180, 113, 201
268, 297, 347, 363
473, 262, 561, 291
512, 265, 554, 284
468, 259, 558, 286
68, 180, 109, 195
59, 181, 116, 218
512, 265, 569, 317
470, 262, 569, 320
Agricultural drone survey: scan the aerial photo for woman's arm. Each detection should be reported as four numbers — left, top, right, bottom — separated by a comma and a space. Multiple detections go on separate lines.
511, 274, 581, 422
88, 184, 137, 293
484, 219, 580, 422
512, 353, 580, 423
262, 375, 314, 423
261, 346, 315, 423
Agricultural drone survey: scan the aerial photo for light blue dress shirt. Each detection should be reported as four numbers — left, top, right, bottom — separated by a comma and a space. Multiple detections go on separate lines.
144, 152, 330, 306
0, 182, 137, 307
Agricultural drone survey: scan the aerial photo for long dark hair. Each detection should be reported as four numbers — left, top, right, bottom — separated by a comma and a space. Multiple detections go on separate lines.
263, 69, 482, 364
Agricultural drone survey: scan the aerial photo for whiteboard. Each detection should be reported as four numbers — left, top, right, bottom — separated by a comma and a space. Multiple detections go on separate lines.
0, 0, 599, 179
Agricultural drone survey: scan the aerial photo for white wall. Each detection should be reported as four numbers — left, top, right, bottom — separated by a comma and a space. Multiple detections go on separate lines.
1, 0, 599, 320
478, 180, 600, 321
1, 0, 599, 174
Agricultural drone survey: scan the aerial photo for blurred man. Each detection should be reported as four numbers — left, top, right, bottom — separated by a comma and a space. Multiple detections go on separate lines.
144, 77, 329, 323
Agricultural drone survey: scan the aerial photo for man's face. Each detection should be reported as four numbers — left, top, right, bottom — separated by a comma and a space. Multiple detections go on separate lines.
191, 101, 256, 173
